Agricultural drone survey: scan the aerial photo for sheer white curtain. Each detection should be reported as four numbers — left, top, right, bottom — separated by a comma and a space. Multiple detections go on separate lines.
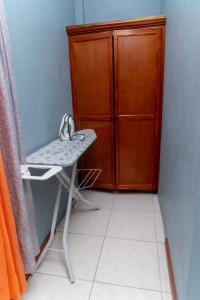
0, 0, 39, 273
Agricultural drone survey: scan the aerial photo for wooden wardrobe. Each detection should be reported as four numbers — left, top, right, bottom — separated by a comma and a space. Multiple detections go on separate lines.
66, 16, 166, 192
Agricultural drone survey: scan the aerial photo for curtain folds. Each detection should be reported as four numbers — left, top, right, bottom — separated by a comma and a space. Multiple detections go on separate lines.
0, 152, 27, 300
0, 0, 39, 273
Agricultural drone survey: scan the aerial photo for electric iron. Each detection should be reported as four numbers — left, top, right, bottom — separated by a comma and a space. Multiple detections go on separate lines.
59, 114, 85, 141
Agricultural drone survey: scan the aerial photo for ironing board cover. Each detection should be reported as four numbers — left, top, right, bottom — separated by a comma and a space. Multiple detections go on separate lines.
27, 129, 96, 167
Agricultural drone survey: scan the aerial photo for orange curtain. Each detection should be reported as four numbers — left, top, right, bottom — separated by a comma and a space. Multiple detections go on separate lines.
0, 152, 27, 300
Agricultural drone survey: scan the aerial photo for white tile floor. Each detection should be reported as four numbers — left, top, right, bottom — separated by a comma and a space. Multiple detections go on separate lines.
23, 191, 172, 300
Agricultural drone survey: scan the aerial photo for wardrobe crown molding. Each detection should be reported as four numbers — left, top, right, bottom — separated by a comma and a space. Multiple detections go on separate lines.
66, 15, 166, 36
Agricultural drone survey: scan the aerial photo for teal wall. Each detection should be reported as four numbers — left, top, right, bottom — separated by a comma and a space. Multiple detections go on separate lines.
5, 0, 75, 243
6, 2, 200, 298
4, 0, 163, 245
159, 1, 200, 299
75, 0, 162, 24
5, 0, 75, 153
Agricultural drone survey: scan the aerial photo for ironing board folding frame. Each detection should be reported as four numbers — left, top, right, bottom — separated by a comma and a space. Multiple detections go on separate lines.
25, 129, 100, 283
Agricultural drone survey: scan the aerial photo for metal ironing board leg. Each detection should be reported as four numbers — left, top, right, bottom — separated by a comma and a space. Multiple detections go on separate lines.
62, 162, 77, 283
59, 170, 100, 210
35, 181, 63, 271
25, 129, 98, 284
35, 163, 99, 283
56, 173, 80, 203
35, 165, 76, 282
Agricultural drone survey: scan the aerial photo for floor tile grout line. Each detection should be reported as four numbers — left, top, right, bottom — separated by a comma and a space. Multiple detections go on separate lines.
35, 272, 93, 285
114, 192, 155, 211
57, 226, 166, 245
39, 193, 165, 296
35, 271, 92, 282
34, 271, 173, 297
27, 193, 169, 299
106, 194, 157, 242
88, 194, 115, 300
110, 208, 156, 213
101, 235, 157, 244
60, 230, 161, 244
55, 194, 165, 298
34, 270, 167, 295
56, 207, 158, 223
94, 279, 165, 294
33, 195, 114, 299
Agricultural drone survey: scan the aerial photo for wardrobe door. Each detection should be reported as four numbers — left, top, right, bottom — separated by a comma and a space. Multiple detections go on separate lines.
78, 120, 115, 189
116, 118, 155, 189
114, 27, 164, 191
69, 31, 115, 189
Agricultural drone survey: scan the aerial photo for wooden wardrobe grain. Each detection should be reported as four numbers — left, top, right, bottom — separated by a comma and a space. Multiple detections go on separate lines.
66, 16, 166, 191
114, 27, 165, 190
68, 31, 115, 188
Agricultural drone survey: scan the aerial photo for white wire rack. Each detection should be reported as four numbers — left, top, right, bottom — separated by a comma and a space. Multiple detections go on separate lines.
76, 168, 102, 190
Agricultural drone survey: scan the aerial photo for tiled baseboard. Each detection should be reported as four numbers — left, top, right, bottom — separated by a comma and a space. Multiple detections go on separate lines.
165, 238, 178, 300
26, 232, 50, 280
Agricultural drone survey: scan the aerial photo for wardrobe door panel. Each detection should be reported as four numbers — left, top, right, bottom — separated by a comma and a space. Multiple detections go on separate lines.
114, 27, 164, 190
78, 120, 115, 189
69, 31, 115, 189
69, 32, 113, 119
114, 28, 162, 115
116, 118, 155, 190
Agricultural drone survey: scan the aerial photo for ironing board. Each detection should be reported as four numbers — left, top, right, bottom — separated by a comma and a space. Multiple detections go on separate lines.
26, 129, 100, 283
